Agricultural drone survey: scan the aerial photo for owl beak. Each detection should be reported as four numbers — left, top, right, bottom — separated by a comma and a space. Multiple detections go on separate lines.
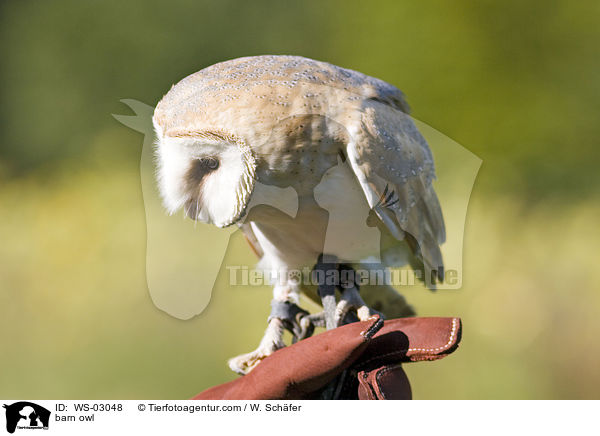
366, 210, 378, 227
184, 199, 200, 220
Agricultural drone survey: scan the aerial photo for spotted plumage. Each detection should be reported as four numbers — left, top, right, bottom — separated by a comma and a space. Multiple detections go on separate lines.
153, 55, 445, 374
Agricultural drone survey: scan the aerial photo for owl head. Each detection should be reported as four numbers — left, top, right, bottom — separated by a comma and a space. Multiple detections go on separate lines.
153, 122, 256, 227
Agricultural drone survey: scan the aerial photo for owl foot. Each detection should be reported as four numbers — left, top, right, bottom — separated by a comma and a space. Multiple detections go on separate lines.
228, 318, 286, 375
228, 299, 320, 374
335, 285, 383, 325
228, 345, 278, 375
313, 256, 384, 328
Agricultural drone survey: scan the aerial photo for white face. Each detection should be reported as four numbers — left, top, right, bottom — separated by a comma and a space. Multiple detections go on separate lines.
155, 133, 253, 227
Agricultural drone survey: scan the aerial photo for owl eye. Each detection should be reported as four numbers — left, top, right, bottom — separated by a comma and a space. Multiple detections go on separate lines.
206, 157, 219, 169
186, 157, 220, 184
197, 157, 219, 170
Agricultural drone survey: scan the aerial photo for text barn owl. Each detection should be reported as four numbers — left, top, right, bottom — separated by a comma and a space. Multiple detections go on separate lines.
153, 55, 445, 374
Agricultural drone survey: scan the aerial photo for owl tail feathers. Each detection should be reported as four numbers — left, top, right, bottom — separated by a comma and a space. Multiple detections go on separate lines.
405, 232, 444, 291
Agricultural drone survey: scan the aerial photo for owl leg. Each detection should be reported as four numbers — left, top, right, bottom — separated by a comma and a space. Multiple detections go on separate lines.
313, 254, 339, 330
228, 282, 304, 375
335, 264, 383, 325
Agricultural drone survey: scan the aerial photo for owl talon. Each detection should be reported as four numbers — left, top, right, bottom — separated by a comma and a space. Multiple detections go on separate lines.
228, 317, 286, 375
305, 312, 326, 328
228, 346, 278, 375
334, 296, 383, 325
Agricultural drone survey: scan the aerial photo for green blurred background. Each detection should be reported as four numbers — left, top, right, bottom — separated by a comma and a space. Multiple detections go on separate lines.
1, 0, 598, 399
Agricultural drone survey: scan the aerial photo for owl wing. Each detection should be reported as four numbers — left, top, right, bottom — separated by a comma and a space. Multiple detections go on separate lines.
240, 222, 264, 259
346, 99, 446, 285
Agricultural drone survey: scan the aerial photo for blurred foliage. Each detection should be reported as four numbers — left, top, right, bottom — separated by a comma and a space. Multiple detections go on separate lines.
0, 0, 599, 399
1, 0, 599, 197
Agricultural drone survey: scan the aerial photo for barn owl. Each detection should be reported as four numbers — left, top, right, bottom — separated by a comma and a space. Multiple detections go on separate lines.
153, 55, 445, 374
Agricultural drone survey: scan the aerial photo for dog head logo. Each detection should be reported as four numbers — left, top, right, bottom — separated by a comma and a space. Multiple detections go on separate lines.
3, 402, 50, 433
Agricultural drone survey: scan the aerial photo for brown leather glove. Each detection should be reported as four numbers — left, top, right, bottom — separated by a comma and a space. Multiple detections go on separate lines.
193, 316, 461, 400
